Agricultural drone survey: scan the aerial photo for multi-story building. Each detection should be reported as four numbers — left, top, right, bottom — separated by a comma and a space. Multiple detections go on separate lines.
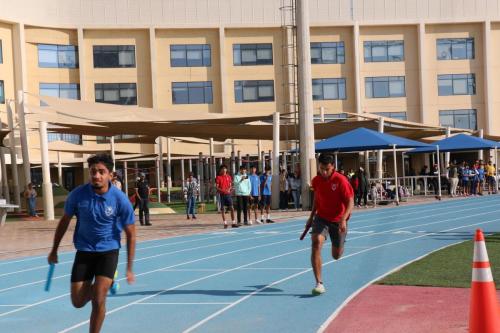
0, 0, 499, 191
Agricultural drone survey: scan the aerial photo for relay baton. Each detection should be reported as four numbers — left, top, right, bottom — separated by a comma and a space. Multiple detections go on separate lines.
44, 263, 55, 292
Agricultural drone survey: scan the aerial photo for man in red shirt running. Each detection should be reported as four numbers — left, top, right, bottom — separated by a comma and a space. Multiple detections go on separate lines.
307, 153, 354, 295
215, 165, 238, 229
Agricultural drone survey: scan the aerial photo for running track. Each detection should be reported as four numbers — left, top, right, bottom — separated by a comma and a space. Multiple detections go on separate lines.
0, 195, 499, 333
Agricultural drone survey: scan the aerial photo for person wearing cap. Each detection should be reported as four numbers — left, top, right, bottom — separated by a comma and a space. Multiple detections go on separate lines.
135, 173, 151, 226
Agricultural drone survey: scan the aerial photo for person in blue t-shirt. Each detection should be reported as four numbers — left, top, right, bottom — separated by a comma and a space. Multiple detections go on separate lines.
248, 166, 262, 224
259, 165, 274, 223
48, 154, 136, 333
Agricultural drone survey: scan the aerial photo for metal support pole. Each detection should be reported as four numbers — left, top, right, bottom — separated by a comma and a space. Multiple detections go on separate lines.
334, 152, 338, 168
180, 158, 185, 188
57, 151, 63, 187
319, 106, 325, 123
188, 158, 193, 173
377, 117, 385, 180
166, 137, 171, 203
246, 153, 250, 170
6, 101, 21, 210
261, 150, 266, 172
437, 146, 442, 199
445, 127, 451, 169
209, 137, 214, 181
156, 158, 161, 203
237, 150, 241, 170
39, 121, 54, 220
110, 136, 116, 172
16, 92, 31, 185
159, 137, 165, 187
272, 112, 280, 209
479, 129, 484, 161
230, 150, 235, 175
257, 140, 262, 170
123, 161, 128, 195
198, 153, 204, 202
392, 145, 399, 205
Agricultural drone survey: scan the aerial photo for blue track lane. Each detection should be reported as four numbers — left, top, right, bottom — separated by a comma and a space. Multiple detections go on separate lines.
0, 195, 499, 333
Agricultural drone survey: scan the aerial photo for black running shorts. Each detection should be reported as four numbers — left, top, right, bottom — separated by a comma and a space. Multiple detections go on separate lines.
71, 249, 119, 282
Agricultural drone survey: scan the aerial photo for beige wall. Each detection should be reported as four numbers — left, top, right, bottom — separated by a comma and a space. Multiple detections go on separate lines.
0, 22, 15, 115
424, 23, 484, 128
155, 29, 221, 113
225, 28, 284, 115
311, 26, 355, 115
489, 23, 500, 135
359, 25, 420, 122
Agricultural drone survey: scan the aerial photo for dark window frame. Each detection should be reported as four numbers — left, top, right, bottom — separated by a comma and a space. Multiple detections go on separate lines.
310, 42, 345, 64
94, 83, 137, 105
172, 81, 213, 104
233, 44, 273, 66
364, 40, 404, 62
365, 76, 406, 98
437, 38, 475, 60
38, 44, 79, 68
312, 78, 347, 100
437, 73, 476, 96
234, 80, 275, 103
170, 44, 211, 67
439, 109, 477, 130
93, 45, 136, 68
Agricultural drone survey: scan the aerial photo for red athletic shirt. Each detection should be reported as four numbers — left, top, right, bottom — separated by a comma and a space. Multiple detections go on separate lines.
312, 171, 354, 223
216, 174, 232, 195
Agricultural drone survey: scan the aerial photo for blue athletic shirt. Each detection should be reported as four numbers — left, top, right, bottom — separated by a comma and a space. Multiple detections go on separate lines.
64, 183, 135, 252
249, 174, 260, 196
260, 174, 272, 195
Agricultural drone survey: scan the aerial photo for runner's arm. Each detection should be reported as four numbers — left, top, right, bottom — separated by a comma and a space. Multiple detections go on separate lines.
124, 224, 136, 283
48, 214, 72, 264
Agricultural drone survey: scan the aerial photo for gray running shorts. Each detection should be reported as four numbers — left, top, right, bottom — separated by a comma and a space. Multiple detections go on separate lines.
311, 215, 347, 249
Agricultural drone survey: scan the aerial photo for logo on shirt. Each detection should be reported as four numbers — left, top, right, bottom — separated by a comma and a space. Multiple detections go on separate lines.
105, 206, 114, 217
331, 183, 337, 192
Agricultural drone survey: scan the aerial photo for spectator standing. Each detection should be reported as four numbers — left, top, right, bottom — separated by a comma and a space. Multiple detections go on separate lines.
216, 165, 237, 229
279, 169, 289, 211
289, 168, 302, 211
448, 163, 459, 197
248, 166, 262, 224
135, 173, 151, 226
183, 172, 199, 220
234, 165, 251, 225
259, 166, 274, 223
24, 183, 38, 217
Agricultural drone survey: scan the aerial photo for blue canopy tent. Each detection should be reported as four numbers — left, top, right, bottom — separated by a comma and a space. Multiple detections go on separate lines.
314, 127, 432, 203
408, 134, 499, 197
407, 133, 498, 153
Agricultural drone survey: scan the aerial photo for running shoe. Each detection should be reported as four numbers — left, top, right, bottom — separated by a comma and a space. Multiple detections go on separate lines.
110, 271, 119, 295
311, 282, 325, 295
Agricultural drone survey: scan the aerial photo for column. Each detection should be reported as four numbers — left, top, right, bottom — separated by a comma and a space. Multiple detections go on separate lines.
110, 136, 116, 171
198, 153, 204, 202
246, 153, 250, 170
230, 150, 235, 175
57, 151, 63, 186
180, 158, 185, 188
158, 138, 165, 187
296, 0, 316, 209
257, 140, 262, 170
319, 106, 325, 122
156, 158, 161, 203
188, 158, 193, 173
445, 127, 451, 168
237, 150, 241, 170
6, 101, 21, 210
478, 129, 484, 161
39, 122, 54, 220
166, 137, 171, 203
0, 145, 9, 202
377, 117, 384, 179
272, 112, 280, 209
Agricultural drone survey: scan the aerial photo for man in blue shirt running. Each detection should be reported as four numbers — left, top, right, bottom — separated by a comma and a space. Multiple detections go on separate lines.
48, 154, 136, 333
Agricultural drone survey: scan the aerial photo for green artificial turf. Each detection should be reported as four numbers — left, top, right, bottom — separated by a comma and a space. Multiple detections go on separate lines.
377, 233, 500, 289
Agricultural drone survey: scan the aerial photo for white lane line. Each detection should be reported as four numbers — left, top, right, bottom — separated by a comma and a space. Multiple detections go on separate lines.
1, 196, 493, 277
56, 208, 500, 332
0, 304, 29, 307
182, 217, 500, 333
2, 200, 499, 294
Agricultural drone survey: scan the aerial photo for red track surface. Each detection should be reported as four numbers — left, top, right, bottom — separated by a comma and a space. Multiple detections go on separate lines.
325, 285, 500, 333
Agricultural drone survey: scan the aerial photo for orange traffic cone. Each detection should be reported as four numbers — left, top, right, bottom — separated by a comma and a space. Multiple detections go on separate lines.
469, 229, 500, 333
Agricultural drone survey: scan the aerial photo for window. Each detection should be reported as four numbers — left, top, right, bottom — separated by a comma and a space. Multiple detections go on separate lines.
234, 80, 274, 102
439, 109, 477, 130
93, 45, 135, 68
172, 81, 213, 104
311, 42, 345, 64
40, 83, 81, 144
40, 83, 80, 100
170, 44, 211, 67
0, 40, 3, 64
437, 38, 474, 60
312, 78, 346, 100
95, 83, 137, 105
233, 44, 273, 66
0, 80, 4, 104
313, 113, 347, 123
373, 112, 407, 121
38, 44, 78, 68
365, 76, 405, 98
364, 40, 404, 62
438, 74, 475, 96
